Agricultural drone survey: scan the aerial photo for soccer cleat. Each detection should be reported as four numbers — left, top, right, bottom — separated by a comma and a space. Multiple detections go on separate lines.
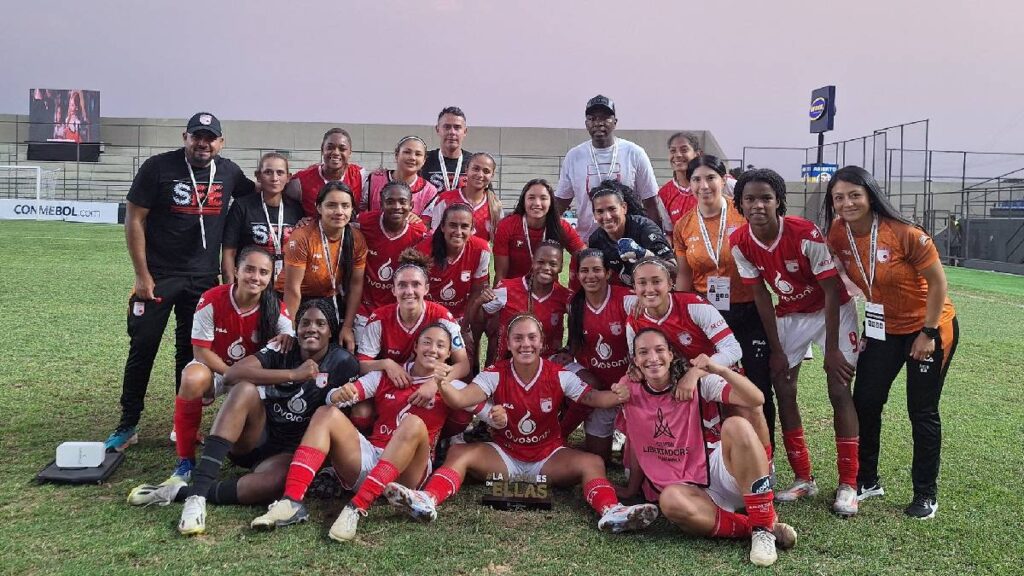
251, 499, 309, 531
774, 477, 819, 502
167, 457, 194, 484
597, 503, 659, 534
328, 504, 365, 542
127, 479, 186, 507
904, 495, 938, 519
749, 528, 778, 566
832, 484, 859, 517
178, 495, 207, 536
772, 522, 798, 550
857, 482, 885, 501
383, 482, 437, 522
104, 425, 138, 453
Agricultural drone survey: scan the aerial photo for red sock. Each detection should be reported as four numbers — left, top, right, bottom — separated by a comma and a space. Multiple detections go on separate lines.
559, 400, 593, 439
350, 459, 399, 511
743, 491, 776, 531
782, 428, 813, 480
583, 478, 619, 515
350, 415, 374, 435
711, 507, 752, 538
836, 436, 859, 487
174, 397, 204, 461
282, 445, 326, 502
422, 466, 463, 506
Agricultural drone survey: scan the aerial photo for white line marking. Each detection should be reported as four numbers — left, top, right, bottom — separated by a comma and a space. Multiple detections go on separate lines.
950, 290, 1024, 310
0, 235, 122, 242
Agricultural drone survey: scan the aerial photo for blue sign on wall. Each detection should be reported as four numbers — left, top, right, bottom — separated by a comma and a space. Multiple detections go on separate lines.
810, 86, 836, 133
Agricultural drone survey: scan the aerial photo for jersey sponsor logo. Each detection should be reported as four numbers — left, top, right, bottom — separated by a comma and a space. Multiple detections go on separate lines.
876, 248, 890, 263
653, 407, 675, 439
287, 388, 308, 414
517, 410, 537, 435
540, 398, 553, 413
609, 322, 622, 336
215, 327, 228, 333
596, 334, 613, 360
315, 373, 328, 388
460, 270, 471, 282
378, 258, 394, 281
384, 392, 397, 400
440, 281, 457, 302
785, 259, 800, 273
773, 271, 795, 295
678, 332, 693, 346
227, 337, 246, 360
708, 319, 726, 333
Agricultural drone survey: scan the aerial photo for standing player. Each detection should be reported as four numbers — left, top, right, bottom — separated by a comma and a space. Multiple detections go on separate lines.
587, 182, 675, 286
278, 182, 367, 352
421, 106, 473, 193
492, 178, 586, 285
286, 128, 366, 217
657, 132, 701, 232
383, 315, 660, 534
554, 95, 664, 241
616, 330, 797, 567
824, 166, 958, 519
426, 152, 503, 242
363, 136, 438, 216
355, 181, 429, 342
106, 112, 256, 451
222, 153, 303, 283
729, 168, 861, 516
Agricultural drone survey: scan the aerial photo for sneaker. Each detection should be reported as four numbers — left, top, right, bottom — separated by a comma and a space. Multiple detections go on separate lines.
904, 495, 938, 519
167, 458, 194, 484
307, 466, 344, 500
251, 499, 309, 531
773, 522, 798, 550
178, 495, 207, 536
857, 482, 885, 501
104, 425, 138, 453
832, 484, 859, 517
749, 528, 778, 566
774, 477, 819, 502
328, 504, 365, 542
597, 503, 659, 534
384, 482, 437, 522
127, 479, 186, 507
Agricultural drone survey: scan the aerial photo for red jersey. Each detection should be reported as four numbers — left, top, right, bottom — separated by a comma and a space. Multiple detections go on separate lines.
474, 359, 590, 462
730, 216, 851, 316
427, 189, 500, 242
349, 368, 452, 451
658, 180, 697, 228
291, 163, 364, 218
357, 211, 429, 316
190, 284, 293, 366
573, 285, 638, 384
482, 277, 573, 360
357, 301, 464, 363
492, 214, 586, 279
414, 236, 491, 320
626, 292, 741, 366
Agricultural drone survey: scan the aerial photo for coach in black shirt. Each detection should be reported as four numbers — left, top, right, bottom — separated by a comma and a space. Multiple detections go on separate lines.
105, 112, 255, 452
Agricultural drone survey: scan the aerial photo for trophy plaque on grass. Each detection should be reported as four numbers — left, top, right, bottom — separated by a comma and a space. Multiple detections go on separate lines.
481, 473, 552, 511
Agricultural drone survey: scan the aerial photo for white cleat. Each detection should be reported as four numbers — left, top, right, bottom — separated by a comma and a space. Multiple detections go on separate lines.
328, 504, 365, 542
597, 503, 659, 533
383, 482, 437, 522
178, 495, 206, 536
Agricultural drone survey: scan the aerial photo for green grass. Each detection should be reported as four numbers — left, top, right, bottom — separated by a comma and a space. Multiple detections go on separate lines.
1, 220, 1023, 575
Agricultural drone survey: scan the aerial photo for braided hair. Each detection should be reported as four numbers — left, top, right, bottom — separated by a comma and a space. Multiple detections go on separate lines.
296, 297, 340, 341
526, 240, 563, 315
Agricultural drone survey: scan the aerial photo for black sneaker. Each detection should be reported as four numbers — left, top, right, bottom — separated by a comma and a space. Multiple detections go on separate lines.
857, 481, 885, 501
904, 495, 938, 519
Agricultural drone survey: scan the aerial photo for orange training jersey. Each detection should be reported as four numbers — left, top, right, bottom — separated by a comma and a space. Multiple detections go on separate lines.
278, 224, 367, 296
673, 201, 753, 303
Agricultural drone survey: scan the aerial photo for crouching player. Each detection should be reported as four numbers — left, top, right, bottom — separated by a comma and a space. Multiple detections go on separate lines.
167, 299, 360, 535
383, 314, 660, 533
617, 329, 797, 567
250, 323, 484, 541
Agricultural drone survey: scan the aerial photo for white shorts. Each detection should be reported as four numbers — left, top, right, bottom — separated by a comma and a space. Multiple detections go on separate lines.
777, 300, 860, 369
704, 444, 745, 512
486, 442, 563, 482
353, 314, 370, 351
341, 432, 432, 492
184, 359, 228, 397
584, 407, 618, 438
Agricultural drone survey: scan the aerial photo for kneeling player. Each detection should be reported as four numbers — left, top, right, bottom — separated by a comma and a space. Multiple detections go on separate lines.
617, 329, 797, 567
250, 323, 482, 541
383, 314, 659, 533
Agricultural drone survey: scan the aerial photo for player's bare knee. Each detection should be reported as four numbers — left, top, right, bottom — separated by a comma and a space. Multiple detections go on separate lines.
179, 366, 212, 400
310, 404, 342, 426
659, 486, 700, 523
394, 414, 427, 441
224, 380, 260, 406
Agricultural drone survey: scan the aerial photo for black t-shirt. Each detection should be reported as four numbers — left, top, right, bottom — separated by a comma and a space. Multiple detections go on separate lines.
420, 148, 473, 193
222, 193, 304, 260
255, 343, 360, 446
588, 214, 674, 286
127, 148, 256, 276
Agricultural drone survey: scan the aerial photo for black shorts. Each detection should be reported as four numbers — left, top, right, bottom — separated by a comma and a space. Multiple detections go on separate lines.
228, 426, 299, 469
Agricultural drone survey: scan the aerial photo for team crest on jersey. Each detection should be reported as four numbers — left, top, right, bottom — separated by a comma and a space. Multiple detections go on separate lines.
653, 407, 675, 439
609, 322, 622, 336
540, 398, 553, 413
876, 248, 890, 263
460, 270, 471, 282
785, 259, 800, 273
678, 332, 693, 346
315, 373, 328, 388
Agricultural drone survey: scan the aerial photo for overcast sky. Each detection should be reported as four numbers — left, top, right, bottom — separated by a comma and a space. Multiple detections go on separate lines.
4, 0, 1022, 167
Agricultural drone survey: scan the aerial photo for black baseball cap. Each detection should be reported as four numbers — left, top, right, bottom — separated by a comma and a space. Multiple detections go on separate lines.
186, 112, 222, 137
585, 95, 615, 116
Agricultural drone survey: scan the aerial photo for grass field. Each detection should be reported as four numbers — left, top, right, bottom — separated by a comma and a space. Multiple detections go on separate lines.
1, 220, 1022, 575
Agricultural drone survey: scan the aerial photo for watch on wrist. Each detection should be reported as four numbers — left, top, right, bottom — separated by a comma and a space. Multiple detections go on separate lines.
921, 326, 939, 340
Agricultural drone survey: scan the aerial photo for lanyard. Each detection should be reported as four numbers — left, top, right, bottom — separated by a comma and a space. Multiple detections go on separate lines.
185, 154, 216, 250
522, 215, 546, 257
318, 221, 343, 323
438, 150, 463, 191
261, 196, 285, 255
589, 140, 619, 183
845, 214, 878, 301
696, 199, 728, 269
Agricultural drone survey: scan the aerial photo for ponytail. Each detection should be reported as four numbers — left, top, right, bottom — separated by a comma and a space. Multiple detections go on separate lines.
567, 248, 607, 353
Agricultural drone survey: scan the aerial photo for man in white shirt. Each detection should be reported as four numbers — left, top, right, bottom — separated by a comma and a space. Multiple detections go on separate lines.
554, 95, 663, 240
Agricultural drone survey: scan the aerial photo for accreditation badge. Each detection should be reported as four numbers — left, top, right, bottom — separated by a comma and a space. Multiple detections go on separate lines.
864, 302, 886, 341
274, 257, 283, 276
706, 276, 731, 311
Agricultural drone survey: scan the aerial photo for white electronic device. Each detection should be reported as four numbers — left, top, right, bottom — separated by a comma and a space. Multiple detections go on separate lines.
55, 442, 106, 468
